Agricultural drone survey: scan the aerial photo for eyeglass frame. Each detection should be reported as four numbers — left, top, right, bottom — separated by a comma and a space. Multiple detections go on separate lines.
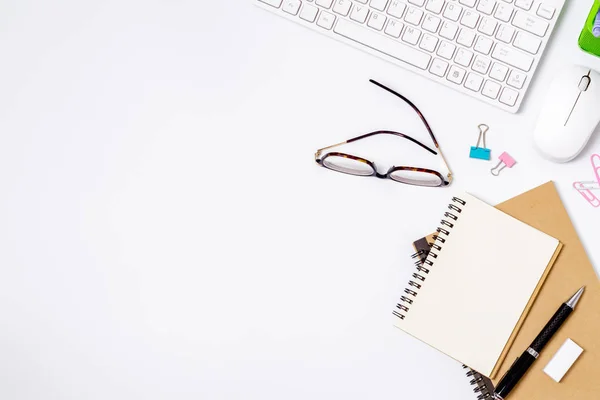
314, 79, 453, 187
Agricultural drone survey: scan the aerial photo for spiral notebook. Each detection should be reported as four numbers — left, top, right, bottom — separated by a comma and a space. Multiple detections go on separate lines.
394, 193, 562, 378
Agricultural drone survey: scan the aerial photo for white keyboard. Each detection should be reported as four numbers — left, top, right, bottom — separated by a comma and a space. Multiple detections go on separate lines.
256, 0, 565, 113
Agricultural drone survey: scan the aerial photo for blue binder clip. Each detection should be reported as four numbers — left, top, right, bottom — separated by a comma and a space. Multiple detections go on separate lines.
469, 124, 491, 161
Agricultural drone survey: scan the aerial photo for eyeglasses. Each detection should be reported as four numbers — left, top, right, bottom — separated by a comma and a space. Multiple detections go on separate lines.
314, 79, 453, 187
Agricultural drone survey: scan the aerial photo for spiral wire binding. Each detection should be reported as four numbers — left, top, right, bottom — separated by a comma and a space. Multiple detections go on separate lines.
462, 365, 495, 400
394, 197, 466, 321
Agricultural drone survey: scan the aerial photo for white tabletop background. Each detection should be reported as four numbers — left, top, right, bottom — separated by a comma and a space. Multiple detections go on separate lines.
1, 1, 599, 399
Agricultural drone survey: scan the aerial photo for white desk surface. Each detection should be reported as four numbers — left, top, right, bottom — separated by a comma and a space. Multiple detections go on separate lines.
1, 1, 599, 399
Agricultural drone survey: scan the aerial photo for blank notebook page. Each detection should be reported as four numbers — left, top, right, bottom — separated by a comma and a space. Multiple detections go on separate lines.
395, 193, 560, 377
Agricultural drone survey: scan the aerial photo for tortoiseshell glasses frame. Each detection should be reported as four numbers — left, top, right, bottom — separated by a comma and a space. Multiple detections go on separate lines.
314, 79, 453, 187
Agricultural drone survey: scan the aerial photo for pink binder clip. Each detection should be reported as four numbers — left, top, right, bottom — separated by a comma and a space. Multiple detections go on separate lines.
491, 152, 516, 176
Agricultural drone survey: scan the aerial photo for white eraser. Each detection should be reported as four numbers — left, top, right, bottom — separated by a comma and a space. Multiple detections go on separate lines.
543, 338, 584, 382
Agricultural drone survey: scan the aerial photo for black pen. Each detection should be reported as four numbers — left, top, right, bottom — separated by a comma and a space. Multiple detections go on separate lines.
493, 287, 585, 400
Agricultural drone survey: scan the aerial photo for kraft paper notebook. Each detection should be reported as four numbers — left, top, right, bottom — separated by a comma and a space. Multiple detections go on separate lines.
393, 192, 562, 379
492, 182, 600, 400
413, 182, 600, 400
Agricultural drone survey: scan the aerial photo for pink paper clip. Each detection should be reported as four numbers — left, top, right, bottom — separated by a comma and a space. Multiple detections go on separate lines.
573, 154, 600, 208
491, 152, 516, 176
592, 153, 600, 185
573, 182, 600, 208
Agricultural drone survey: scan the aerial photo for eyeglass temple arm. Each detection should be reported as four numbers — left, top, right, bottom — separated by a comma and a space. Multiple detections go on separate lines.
347, 131, 437, 155
315, 130, 437, 160
368, 79, 437, 146
369, 79, 453, 183
315, 140, 347, 160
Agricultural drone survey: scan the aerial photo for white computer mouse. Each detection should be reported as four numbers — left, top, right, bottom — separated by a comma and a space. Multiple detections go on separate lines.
533, 65, 600, 163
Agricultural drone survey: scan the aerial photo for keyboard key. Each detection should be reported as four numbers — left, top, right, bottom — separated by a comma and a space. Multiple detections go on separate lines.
443, 3, 463, 21
461, 10, 479, 28
425, 0, 445, 14
489, 62, 509, 81
385, 19, 404, 37
459, 0, 477, 7
387, 1, 407, 18
282, 0, 301, 14
494, 3, 513, 22
420, 33, 439, 52
371, 0, 389, 11
515, 0, 533, 10
408, 0, 426, 6
300, 4, 319, 22
500, 87, 519, 106
316, 0, 334, 8
333, 0, 352, 16
472, 55, 491, 74
512, 11, 548, 36
422, 14, 441, 32
465, 72, 484, 91
351, 4, 370, 22
496, 24, 515, 43
402, 26, 422, 44
438, 41, 456, 59
474, 36, 493, 54
507, 69, 526, 88
334, 19, 432, 69
368, 12, 387, 30
439, 21, 458, 39
455, 47, 474, 66
259, 0, 283, 7
447, 65, 467, 84
477, 0, 496, 15
513, 31, 541, 54
317, 11, 336, 29
478, 17, 498, 36
457, 28, 476, 47
482, 80, 501, 99
430, 58, 449, 76
405, 7, 424, 25
492, 44, 533, 71
537, 4, 555, 20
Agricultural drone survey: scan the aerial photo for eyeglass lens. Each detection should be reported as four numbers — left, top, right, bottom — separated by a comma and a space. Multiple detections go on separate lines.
322, 155, 374, 176
389, 169, 443, 187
